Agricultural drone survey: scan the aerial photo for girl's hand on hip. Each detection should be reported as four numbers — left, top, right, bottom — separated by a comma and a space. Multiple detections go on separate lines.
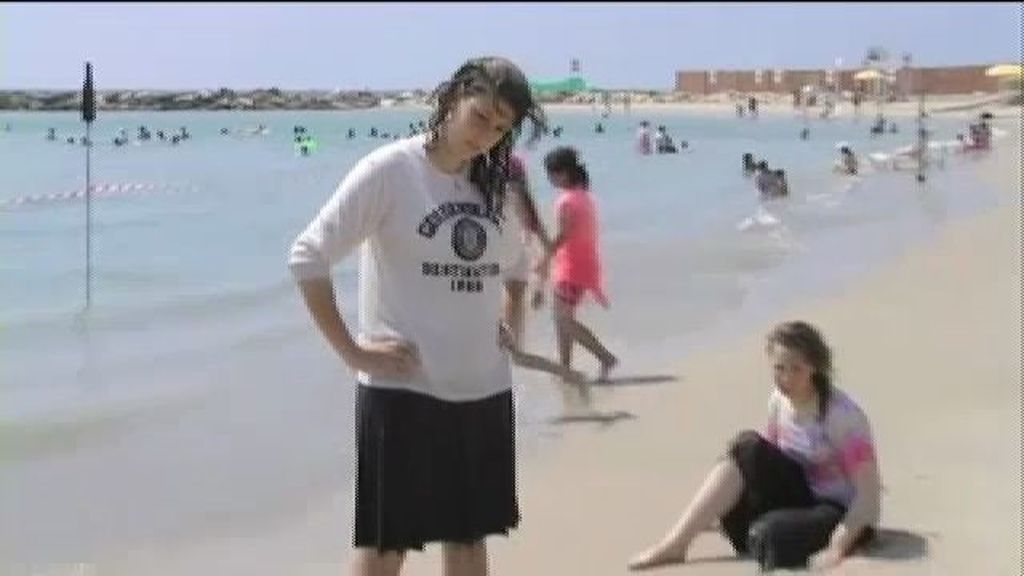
347, 339, 421, 381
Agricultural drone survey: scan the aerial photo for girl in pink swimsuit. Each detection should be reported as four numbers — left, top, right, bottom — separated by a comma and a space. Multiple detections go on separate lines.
538, 147, 618, 393
500, 153, 587, 385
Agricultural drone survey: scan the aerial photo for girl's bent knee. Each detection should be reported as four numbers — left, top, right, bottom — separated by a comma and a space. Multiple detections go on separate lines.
728, 429, 763, 454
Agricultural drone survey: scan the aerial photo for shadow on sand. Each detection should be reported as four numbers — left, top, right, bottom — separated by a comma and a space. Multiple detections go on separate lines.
629, 527, 931, 571
592, 374, 679, 388
860, 527, 931, 561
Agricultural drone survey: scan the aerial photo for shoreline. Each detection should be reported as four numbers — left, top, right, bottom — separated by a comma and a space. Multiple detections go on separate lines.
538, 98, 1019, 119
2, 94, 1015, 119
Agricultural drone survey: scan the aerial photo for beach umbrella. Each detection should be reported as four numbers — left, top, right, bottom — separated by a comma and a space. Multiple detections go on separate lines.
853, 69, 884, 81
984, 63, 1024, 78
985, 64, 1023, 93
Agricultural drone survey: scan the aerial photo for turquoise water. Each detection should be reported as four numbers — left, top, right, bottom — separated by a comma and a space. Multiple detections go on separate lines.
0, 108, 1007, 569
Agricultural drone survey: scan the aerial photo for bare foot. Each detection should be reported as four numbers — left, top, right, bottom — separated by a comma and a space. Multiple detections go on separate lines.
555, 367, 593, 406
627, 542, 687, 571
575, 375, 594, 404
561, 367, 587, 384
597, 355, 618, 382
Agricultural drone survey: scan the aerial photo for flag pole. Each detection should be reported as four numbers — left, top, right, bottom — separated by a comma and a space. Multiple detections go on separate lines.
82, 62, 96, 310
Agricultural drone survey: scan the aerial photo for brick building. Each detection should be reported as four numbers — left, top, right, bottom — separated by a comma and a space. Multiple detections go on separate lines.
676, 65, 999, 96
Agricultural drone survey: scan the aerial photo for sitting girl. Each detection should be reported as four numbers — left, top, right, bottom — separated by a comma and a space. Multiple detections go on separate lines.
628, 321, 881, 572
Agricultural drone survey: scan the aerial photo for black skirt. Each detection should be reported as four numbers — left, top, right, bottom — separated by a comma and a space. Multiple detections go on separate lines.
353, 385, 519, 552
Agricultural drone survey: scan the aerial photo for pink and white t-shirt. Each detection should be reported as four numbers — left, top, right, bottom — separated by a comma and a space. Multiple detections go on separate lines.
761, 388, 877, 507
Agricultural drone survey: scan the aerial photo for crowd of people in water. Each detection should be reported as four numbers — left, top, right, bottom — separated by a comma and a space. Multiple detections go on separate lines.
739, 153, 790, 199
633, 120, 689, 155
45, 124, 193, 147
34, 105, 993, 170
31, 106, 995, 212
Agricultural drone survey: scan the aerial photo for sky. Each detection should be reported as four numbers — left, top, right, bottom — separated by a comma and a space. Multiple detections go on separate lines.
2, 2, 1020, 90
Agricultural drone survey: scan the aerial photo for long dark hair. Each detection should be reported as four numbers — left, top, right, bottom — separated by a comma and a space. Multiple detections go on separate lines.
508, 154, 549, 241
426, 57, 547, 219
543, 146, 590, 189
767, 321, 833, 419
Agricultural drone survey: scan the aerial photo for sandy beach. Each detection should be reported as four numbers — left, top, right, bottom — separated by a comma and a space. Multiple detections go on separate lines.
394, 122, 1021, 574
382, 91, 1020, 121
539, 93, 1020, 120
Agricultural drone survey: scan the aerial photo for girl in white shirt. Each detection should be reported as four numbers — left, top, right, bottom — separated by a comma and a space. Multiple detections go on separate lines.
289, 56, 546, 576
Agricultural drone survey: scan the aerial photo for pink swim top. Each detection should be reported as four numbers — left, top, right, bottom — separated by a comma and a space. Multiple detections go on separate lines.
552, 187, 609, 308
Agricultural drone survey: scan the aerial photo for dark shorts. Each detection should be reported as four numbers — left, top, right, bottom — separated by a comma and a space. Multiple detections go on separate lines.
722, 430, 874, 570
354, 385, 519, 552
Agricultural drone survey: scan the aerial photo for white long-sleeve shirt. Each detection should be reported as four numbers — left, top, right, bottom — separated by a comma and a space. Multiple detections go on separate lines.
289, 135, 528, 402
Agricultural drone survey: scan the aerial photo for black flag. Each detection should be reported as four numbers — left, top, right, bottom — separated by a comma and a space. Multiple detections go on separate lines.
82, 62, 96, 123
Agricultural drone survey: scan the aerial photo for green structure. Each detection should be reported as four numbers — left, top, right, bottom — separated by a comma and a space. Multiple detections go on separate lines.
530, 76, 589, 95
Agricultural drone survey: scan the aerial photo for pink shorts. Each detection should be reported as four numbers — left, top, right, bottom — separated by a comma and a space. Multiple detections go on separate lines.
554, 281, 586, 307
